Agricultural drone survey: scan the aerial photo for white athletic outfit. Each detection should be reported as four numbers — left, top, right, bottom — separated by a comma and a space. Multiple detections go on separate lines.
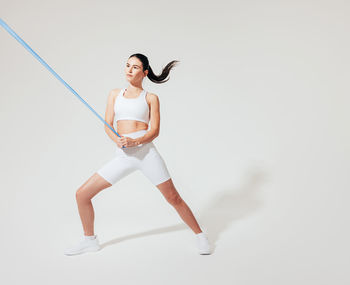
97, 88, 171, 186
64, 88, 212, 256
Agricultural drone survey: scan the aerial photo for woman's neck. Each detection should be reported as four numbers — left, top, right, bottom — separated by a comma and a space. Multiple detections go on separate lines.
126, 83, 143, 93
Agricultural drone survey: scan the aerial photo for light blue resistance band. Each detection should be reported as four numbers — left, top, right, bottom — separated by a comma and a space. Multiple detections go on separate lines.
0, 18, 125, 148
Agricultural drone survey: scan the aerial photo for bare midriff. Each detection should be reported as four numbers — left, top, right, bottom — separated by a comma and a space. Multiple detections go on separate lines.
116, 120, 148, 136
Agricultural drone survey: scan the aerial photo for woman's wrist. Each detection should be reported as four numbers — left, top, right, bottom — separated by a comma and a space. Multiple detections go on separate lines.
133, 138, 141, 146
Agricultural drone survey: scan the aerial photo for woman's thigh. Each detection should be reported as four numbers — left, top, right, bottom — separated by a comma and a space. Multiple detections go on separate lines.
76, 172, 113, 200
138, 148, 171, 186
99, 155, 137, 184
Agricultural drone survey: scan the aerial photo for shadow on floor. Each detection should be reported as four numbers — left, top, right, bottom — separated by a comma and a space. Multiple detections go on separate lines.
101, 165, 270, 252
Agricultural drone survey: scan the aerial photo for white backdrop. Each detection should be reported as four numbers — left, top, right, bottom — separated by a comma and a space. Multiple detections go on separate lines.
0, 0, 349, 284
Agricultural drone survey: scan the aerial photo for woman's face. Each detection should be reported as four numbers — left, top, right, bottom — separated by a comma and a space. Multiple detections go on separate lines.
125, 57, 148, 83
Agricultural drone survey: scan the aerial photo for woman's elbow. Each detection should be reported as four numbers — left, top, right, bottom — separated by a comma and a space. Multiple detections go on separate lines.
152, 128, 160, 137
104, 124, 113, 132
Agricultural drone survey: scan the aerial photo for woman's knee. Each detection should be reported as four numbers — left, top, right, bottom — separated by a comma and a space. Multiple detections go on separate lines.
75, 186, 93, 201
75, 173, 111, 201
75, 184, 98, 201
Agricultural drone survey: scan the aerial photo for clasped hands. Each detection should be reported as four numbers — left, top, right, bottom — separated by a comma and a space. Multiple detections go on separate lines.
116, 135, 138, 148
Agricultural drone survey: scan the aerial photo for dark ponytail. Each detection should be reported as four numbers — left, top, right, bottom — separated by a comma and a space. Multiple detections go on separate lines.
129, 53, 179, 84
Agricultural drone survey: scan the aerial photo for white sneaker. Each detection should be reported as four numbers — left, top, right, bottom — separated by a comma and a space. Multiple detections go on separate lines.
196, 232, 212, 255
64, 235, 101, 256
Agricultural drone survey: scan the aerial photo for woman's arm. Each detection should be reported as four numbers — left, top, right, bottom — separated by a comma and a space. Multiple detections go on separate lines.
103, 89, 119, 144
134, 93, 160, 145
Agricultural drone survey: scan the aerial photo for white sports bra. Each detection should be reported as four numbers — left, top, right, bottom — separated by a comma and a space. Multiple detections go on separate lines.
114, 88, 150, 124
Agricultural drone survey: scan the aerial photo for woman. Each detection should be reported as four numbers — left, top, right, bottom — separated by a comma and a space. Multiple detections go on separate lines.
64, 53, 211, 256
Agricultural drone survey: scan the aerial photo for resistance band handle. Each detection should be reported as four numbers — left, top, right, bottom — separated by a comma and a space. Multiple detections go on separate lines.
0, 18, 126, 149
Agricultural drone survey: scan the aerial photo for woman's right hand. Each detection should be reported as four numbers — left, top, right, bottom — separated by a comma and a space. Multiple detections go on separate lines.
115, 136, 125, 148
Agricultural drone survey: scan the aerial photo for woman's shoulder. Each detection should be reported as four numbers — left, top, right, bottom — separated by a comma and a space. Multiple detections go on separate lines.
109, 88, 123, 98
145, 91, 159, 105
145, 90, 158, 98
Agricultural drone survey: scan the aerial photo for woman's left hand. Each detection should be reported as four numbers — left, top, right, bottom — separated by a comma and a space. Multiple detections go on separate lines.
120, 136, 137, 148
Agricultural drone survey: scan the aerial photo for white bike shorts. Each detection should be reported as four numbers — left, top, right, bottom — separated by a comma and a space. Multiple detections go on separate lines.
97, 130, 171, 186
